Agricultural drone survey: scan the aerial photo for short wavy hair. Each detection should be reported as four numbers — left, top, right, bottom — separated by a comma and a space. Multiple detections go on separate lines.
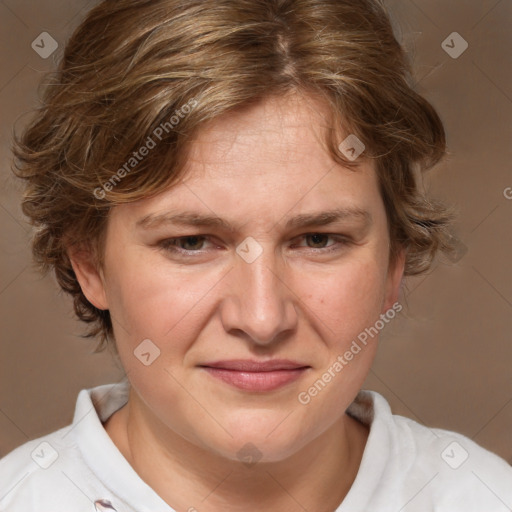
12, 0, 455, 353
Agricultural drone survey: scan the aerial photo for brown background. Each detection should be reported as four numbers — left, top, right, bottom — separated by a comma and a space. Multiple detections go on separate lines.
1, 0, 511, 463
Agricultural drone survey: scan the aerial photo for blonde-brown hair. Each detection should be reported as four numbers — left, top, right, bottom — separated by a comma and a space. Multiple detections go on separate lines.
12, 0, 455, 353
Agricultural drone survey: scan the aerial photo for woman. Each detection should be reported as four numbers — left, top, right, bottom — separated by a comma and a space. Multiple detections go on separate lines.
1, 0, 511, 510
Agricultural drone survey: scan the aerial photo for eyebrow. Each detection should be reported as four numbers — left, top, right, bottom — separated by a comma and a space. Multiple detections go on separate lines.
136, 207, 372, 232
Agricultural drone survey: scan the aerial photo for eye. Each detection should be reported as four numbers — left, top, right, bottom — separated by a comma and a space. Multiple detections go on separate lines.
159, 235, 213, 254
158, 233, 351, 259
294, 233, 350, 252
301, 233, 333, 249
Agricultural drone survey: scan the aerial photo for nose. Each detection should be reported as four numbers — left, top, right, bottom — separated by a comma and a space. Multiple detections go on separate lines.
220, 243, 298, 346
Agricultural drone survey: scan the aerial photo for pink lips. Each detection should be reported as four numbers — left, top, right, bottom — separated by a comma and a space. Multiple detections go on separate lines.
199, 359, 310, 392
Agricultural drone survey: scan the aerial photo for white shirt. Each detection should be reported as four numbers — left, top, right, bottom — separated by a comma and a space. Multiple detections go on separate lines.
1, 380, 511, 511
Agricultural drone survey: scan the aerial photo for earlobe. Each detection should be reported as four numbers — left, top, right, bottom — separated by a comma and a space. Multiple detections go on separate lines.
383, 247, 406, 312
67, 246, 109, 310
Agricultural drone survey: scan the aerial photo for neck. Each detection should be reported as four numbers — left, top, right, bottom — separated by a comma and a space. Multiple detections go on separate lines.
104, 389, 368, 512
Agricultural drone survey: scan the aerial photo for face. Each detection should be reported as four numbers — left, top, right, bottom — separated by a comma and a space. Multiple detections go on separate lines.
73, 91, 404, 463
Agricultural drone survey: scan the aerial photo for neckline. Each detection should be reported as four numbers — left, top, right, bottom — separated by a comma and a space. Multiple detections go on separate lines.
72, 381, 391, 512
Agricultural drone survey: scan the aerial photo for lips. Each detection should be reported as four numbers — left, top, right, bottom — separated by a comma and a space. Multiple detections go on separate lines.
199, 359, 310, 391
201, 359, 308, 372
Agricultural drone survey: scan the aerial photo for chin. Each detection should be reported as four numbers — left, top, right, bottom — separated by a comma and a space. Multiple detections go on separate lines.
208, 415, 312, 465
217, 437, 303, 465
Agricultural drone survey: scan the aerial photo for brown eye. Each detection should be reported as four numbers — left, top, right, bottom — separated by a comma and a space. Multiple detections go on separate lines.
305, 234, 330, 249
177, 236, 207, 251
294, 233, 350, 252
159, 235, 213, 255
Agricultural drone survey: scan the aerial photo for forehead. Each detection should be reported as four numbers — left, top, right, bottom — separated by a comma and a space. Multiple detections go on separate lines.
175, 92, 377, 207
110, 91, 383, 230
183, 91, 346, 179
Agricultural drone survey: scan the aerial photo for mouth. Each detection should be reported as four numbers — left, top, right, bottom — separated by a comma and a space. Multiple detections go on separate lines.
198, 359, 311, 392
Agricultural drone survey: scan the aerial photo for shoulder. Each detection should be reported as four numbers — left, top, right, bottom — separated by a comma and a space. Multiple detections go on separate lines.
0, 426, 93, 511
0, 383, 140, 512
0, 424, 132, 512
380, 394, 512, 510
348, 390, 512, 511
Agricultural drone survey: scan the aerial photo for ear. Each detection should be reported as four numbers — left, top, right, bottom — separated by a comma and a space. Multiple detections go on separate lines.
382, 246, 405, 312
67, 244, 109, 310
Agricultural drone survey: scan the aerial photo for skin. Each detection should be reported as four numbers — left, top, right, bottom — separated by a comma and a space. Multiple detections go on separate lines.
70, 90, 405, 512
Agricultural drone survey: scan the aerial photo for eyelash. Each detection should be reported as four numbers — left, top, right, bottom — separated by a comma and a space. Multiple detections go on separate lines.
158, 233, 351, 257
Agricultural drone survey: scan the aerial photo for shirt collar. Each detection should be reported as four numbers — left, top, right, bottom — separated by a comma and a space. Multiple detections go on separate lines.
72, 380, 394, 512
71, 378, 174, 512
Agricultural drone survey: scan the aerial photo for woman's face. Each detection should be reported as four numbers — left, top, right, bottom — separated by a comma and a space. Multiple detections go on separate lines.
75, 91, 404, 463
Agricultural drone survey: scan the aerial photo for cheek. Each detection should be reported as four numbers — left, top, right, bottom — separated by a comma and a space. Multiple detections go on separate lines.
291, 259, 389, 427
106, 244, 389, 354
105, 250, 229, 353
300, 256, 389, 345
